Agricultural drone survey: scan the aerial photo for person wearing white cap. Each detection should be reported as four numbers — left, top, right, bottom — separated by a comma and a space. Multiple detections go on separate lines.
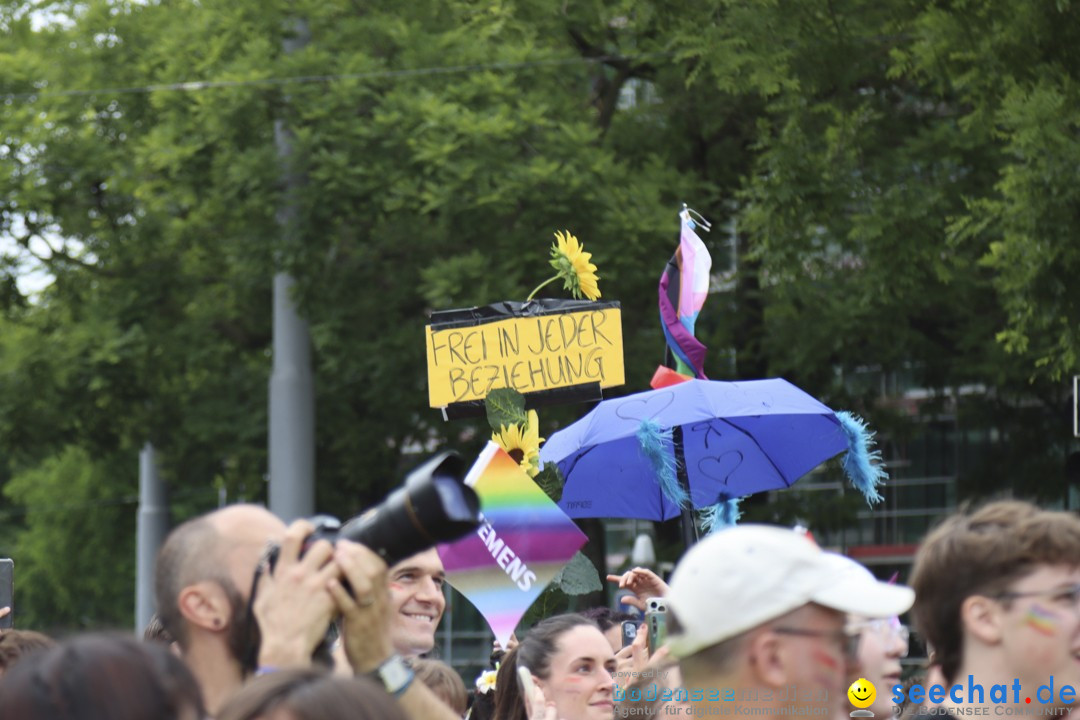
665, 525, 914, 717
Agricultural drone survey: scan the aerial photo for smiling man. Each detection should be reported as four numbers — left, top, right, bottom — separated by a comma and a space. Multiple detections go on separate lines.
908, 501, 1080, 719
387, 548, 447, 658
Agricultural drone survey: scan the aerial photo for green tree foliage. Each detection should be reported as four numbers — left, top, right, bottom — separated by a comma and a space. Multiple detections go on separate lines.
909, 1, 1080, 381
2, 446, 135, 629
665, 0, 1076, 499
0, 0, 1076, 629
0, 0, 686, 627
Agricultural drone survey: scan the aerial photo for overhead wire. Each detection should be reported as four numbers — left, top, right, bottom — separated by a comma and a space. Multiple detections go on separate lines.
0, 485, 221, 520
0, 50, 677, 522
0, 51, 676, 102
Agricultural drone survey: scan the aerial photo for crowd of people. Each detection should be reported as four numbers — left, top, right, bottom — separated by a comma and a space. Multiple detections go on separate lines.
0, 498, 1078, 720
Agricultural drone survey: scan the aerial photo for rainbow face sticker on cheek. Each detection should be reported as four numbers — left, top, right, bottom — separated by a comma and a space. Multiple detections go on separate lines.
1024, 603, 1058, 636
848, 678, 876, 709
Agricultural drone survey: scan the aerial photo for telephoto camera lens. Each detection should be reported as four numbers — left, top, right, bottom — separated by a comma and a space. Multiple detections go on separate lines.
337, 451, 481, 566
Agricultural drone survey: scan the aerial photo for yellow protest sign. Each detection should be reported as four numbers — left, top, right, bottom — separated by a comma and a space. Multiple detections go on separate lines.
426, 304, 624, 407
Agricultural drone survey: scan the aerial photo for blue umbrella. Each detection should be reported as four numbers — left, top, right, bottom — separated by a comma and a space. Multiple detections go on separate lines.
539, 378, 883, 525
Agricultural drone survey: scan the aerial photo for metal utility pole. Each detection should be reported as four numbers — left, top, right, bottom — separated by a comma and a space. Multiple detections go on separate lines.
269, 18, 315, 521
135, 443, 168, 634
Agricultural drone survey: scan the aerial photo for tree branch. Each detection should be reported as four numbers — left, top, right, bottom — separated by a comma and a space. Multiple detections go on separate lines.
566, 28, 656, 135
14, 226, 118, 278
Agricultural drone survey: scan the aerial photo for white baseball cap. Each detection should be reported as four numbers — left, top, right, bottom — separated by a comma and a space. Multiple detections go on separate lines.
665, 525, 915, 657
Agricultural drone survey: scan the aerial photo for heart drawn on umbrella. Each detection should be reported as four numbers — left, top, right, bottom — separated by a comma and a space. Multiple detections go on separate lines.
614, 391, 675, 422
697, 451, 744, 486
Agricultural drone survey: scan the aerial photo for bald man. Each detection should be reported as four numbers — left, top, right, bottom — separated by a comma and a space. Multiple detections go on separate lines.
155, 505, 340, 716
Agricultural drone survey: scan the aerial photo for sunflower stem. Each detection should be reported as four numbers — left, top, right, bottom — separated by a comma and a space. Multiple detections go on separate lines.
526, 275, 559, 301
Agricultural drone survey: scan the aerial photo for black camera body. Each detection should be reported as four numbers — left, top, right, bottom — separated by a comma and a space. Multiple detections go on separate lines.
247, 451, 481, 672
299, 451, 482, 567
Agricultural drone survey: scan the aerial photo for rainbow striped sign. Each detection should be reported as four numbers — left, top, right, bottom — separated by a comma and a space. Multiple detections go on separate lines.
437, 442, 587, 646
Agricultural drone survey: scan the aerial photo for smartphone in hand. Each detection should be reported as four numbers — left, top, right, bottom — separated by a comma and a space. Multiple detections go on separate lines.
645, 597, 667, 653
621, 620, 638, 649
0, 559, 13, 630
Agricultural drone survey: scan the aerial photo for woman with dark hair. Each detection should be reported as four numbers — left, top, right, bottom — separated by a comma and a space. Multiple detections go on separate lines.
217, 668, 411, 720
578, 607, 640, 653
490, 645, 523, 719
492, 614, 616, 720
0, 633, 204, 720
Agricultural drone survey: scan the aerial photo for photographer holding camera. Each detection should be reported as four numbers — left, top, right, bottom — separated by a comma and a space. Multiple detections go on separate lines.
154, 452, 478, 720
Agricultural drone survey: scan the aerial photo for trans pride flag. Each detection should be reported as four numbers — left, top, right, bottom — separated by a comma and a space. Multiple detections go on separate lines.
437, 442, 587, 646
658, 208, 712, 380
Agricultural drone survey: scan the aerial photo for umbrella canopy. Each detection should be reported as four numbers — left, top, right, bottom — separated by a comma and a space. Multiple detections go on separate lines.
539, 378, 855, 521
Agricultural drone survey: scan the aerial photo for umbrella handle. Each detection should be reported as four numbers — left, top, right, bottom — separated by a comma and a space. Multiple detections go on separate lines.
672, 426, 700, 548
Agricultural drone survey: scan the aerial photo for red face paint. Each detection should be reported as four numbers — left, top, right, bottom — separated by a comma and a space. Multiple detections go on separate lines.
812, 648, 840, 671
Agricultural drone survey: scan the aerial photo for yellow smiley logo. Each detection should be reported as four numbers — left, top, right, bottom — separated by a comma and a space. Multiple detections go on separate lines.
848, 678, 876, 709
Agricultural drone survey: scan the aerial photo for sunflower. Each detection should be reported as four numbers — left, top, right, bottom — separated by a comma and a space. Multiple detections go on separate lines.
491, 410, 545, 477
526, 230, 602, 301
549, 230, 601, 301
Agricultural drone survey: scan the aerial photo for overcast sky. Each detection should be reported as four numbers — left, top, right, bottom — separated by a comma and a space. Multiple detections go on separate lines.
1, 234, 56, 298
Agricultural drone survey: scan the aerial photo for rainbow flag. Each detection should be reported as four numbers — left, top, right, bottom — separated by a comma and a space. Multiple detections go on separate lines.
658, 209, 712, 380
437, 442, 587, 646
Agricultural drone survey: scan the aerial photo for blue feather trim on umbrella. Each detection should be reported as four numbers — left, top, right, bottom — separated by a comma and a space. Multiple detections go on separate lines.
636, 420, 688, 509
836, 411, 887, 505
699, 497, 741, 534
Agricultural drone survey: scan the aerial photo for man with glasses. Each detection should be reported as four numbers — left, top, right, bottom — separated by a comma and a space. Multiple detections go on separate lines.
910, 500, 1080, 718
666, 525, 914, 716
825, 553, 911, 720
